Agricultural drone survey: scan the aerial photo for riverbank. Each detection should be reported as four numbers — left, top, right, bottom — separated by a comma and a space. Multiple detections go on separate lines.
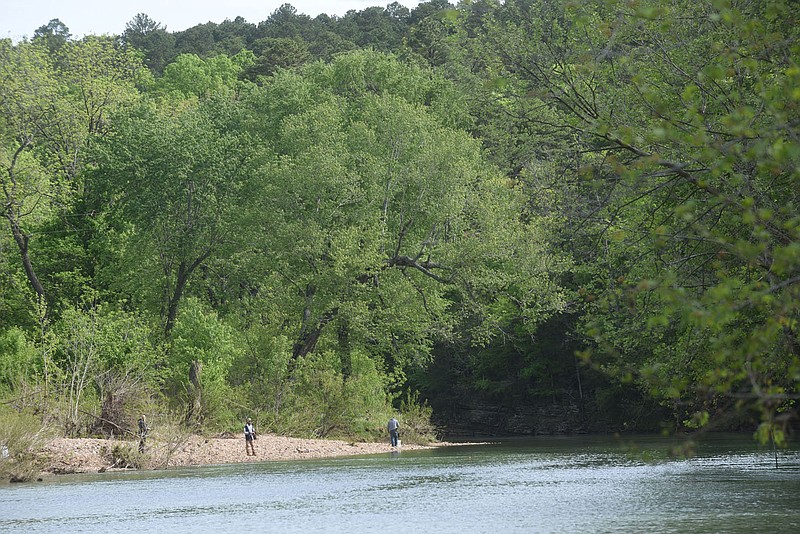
37, 434, 456, 476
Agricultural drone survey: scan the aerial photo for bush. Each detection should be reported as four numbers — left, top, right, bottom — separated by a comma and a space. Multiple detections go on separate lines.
397, 390, 438, 445
102, 442, 144, 469
341, 350, 395, 441
0, 328, 39, 395
0, 407, 50, 482
283, 350, 344, 437
99, 412, 191, 470
166, 299, 241, 430
229, 329, 293, 435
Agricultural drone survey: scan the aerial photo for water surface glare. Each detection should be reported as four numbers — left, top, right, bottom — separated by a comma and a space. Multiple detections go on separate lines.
1, 434, 798, 533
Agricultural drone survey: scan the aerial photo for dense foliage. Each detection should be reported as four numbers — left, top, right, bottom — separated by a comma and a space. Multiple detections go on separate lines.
1, 1, 797, 447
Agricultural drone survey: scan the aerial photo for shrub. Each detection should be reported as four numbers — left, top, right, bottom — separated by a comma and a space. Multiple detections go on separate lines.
0, 407, 50, 482
397, 390, 438, 444
166, 298, 241, 430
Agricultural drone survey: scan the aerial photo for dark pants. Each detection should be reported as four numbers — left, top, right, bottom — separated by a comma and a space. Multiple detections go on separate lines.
390, 430, 399, 447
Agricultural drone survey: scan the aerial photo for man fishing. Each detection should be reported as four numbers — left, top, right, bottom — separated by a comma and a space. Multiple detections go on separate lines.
244, 418, 257, 456
387, 416, 400, 447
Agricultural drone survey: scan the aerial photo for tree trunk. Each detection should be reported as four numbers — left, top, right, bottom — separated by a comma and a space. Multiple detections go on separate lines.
165, 261, 189, 336
292, 310, 338, 360
186, 359, 203, 426
338, 321, 352, 380
292, 284, 339, 360
3, 142, 46, 306
164, 249, 212, 336
6, 214, 45, 304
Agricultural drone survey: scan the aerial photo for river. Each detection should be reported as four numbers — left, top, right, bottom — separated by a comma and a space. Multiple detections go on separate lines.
1, 433, 798, 533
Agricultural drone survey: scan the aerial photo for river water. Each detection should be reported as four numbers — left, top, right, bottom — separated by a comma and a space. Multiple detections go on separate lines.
1, 433, 798, 533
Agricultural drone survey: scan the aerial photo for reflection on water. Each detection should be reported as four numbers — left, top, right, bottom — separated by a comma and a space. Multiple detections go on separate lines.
1, 434, 798, 533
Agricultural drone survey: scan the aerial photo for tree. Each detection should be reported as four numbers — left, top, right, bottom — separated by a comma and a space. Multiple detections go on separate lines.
155, 52, 254, 97
32, 19, 71, 53
236, 50, 566, 389
166, 298, 240, 427
213, 17, 257, 56
125, 13, 161, 36
122, 13, 175, 73
338, 7, 407, 52
306, 31, 357, 63
0, 41, 57, 307
91, 91, 262, 336
174, 23, 216, 57
0, 327, 38, 394
472, 0, 800, 437
245, 37, 311, 79
406, 2, 459, 65
57, 37, 146, 140
48, 304, 152, 435
0, 38, 146, 313
408, 0, 455, 25
256, 4, 314, 40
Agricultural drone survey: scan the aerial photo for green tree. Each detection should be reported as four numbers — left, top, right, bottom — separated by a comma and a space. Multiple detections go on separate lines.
245, 37, 311, 79
0, 327, 38, 394
173, 23, 216, 57
57, 37, 147, 140
473, 0, 800, 436
306, 31, 357, 62
229, 327, 294, 432
338, 6, 408, 52
256, 4, 314, 40
212, 17, 257, 56
0, 41, 62, 306
155, 52, 253, 97
236, 51, 566, 394
51, 304, 158, 436
0, 38, 144, 312
31, 19, 71, 54
122, 13, 176, 73
166, 298, 240, 427
91, 91, 262, 335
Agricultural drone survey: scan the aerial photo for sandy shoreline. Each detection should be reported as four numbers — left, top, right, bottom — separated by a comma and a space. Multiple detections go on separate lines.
37, 434, 461, 476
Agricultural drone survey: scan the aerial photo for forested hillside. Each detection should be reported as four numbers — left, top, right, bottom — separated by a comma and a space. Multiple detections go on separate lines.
1, 0, 797, 447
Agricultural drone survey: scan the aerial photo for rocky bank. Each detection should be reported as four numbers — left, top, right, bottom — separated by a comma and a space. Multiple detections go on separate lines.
36, 434, 453, 476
